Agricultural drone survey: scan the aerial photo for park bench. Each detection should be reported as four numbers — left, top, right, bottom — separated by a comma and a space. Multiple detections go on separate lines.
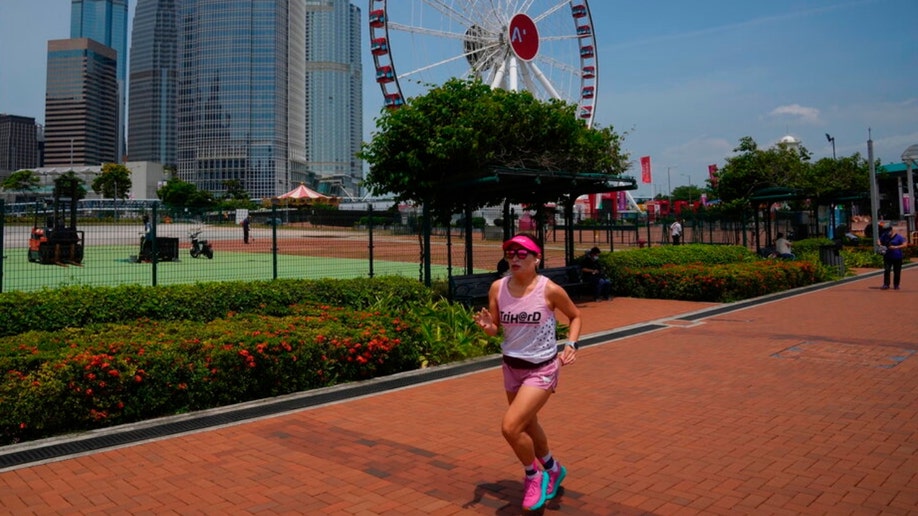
449, 271, 501, 308
540, 265, 590, 300
449, 265, 589, 308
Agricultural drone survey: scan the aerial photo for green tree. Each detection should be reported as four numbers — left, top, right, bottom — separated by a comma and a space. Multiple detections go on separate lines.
359, 78, 628, 218
214, 179, 256, 211
221, 179, 250, 201
91, 162, 132, 200
671, 184, 706, 204
801, 154, 871, 198
53, 171, 87, 201
1, 169, 40, 193
157, 177, 214, 209
714, 136, 811, 203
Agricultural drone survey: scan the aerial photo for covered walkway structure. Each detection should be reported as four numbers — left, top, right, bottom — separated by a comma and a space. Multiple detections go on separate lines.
420, 167, 637, 283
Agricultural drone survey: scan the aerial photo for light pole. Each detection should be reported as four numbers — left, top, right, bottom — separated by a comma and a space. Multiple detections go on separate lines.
902, 143, 918, 233
825, 133, 836, 160
681, 173, 693, 206
666, 166, 675, 198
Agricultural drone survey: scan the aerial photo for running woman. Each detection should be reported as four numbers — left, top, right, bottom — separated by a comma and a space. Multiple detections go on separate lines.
474, 233, 582, 511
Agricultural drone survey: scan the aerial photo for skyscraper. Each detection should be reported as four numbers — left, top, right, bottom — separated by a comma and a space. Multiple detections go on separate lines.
127, 0, 178, 165
0, 115, 40, 177
44, 38, 118, 167
70, 0, 129, 162
176, 0, 309, 199
304, 2, 363, 198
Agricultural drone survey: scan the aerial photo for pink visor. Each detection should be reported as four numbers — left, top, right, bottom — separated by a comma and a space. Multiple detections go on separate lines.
502, 235, 541, 254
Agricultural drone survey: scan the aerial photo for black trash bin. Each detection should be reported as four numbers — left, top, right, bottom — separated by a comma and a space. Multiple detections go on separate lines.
818, 243, 844, 274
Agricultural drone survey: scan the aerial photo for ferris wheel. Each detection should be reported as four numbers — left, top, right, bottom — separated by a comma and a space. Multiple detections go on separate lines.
368, 0, 599, 127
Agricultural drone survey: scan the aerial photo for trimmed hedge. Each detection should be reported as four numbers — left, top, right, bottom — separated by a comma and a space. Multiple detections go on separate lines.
601, 243, 824, 302
0, 276, 435, 338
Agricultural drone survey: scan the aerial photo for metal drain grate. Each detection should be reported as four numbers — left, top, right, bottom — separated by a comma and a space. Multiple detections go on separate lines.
772, 341, 915, 369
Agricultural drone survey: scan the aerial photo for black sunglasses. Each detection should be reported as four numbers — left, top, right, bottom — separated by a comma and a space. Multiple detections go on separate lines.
504, 249, 534, 260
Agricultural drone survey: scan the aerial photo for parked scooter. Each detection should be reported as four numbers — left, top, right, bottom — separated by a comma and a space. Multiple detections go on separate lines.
188, 229, 214, 259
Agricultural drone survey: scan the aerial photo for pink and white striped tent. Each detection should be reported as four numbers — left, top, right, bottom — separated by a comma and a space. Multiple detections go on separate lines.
278, 184, 329, 200
273, 184, 338, 206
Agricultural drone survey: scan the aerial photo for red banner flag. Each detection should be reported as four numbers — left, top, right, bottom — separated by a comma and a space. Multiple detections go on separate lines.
641, 156, 652, 184
708, 164, 718, 187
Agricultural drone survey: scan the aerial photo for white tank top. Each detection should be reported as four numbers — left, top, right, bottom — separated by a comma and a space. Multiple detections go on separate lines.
498, 275, 558, 363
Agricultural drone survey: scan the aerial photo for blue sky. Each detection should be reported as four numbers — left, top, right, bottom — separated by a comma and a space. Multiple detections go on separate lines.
2, 0, 915, 198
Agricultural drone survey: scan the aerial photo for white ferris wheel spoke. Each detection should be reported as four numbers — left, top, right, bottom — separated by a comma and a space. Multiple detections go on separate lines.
370, 0, 598, 127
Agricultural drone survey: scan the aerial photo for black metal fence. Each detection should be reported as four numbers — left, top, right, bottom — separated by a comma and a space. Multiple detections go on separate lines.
1, 199, 803, 294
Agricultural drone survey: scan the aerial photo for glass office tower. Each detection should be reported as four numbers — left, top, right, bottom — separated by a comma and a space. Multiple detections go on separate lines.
176, 0, 308, 199
127, 0, 178, 165
304, 1, 363, 198
70, 0, 128, 161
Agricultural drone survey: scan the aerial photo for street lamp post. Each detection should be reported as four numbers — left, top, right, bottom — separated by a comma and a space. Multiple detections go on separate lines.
666, 166, 675, 198
825, 133, 836, 160
681, 173, 693, 206
902, 143, 918, 233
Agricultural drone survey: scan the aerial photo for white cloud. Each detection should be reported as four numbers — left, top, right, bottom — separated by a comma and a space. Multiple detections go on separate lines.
769, 104, 822, 125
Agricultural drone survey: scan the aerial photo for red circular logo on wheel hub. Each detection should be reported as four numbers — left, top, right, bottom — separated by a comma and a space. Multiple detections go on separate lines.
509, 14, 539, 61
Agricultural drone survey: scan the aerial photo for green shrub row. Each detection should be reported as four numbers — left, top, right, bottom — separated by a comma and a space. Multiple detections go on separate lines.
0, 276, 435, 338
0, 287, 501, 445
610, 260, 819, 302
600, 242, 841, 302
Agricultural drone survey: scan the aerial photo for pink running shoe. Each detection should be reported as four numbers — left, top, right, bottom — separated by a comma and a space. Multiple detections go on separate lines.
545, 464, 567, 500
522, 471, 549, 510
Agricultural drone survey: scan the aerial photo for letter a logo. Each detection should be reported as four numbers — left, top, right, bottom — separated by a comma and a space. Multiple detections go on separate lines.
508, 13, 539, 61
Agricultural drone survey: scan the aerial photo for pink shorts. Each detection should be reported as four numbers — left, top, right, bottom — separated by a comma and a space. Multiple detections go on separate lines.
502, 356, 560, 393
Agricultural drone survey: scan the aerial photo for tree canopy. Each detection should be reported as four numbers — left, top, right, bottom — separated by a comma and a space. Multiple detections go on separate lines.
53, 171, 87, 201
91, 162, 132, 200
359, 78, 629, 217
157, 177, 214, 209
714, 136, 870, 204
1, 169, 40, 192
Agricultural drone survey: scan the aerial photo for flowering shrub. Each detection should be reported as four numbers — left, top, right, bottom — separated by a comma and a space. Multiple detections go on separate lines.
0, 300, 430, 445
612, 260, 818, 302
602, 244, 823, 302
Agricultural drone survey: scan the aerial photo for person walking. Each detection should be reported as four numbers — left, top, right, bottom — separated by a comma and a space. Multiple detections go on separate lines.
670, 218, 683, 245
878, 222, 907, 290
242, 215, 251, 244
473, 233, 582, 512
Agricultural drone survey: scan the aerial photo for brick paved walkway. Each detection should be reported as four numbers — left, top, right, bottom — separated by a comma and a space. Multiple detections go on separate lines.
1, 268, 916, 515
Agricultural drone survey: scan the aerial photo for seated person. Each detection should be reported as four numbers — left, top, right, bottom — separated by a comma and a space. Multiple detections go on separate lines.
578, 246, 612, 300
775, 232, 795, 259
496, 257, 510, 276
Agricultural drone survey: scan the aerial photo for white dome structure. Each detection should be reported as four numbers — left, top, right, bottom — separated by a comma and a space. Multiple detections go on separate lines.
777, 134, 801, 151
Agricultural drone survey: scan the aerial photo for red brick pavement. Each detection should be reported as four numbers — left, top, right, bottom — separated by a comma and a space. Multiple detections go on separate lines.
1, 268, 917, 515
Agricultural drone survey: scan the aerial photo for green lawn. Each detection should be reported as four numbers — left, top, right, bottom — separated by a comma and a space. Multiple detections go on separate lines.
2, 245, 455, 292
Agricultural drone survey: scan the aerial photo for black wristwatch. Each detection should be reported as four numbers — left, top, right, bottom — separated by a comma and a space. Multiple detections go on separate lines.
567, 341, 579, 350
